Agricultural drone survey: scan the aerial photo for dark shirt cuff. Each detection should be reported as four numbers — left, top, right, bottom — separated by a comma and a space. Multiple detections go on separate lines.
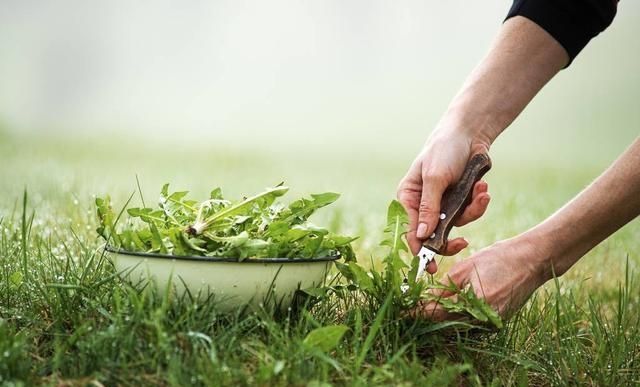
505, 0, 618, 66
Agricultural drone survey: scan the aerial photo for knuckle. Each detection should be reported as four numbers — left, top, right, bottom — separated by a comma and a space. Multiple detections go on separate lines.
396, 185, 407, 200
421, 166, 452, 187
421, 171, 445, 185
418, 201, 437, 215
463, 201, 485, 221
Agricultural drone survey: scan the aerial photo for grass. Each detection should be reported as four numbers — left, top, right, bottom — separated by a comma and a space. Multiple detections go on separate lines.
0, 132, 639, 385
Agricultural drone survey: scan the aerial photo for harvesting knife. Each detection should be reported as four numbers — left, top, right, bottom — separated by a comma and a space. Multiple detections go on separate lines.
415, 153, 492, 282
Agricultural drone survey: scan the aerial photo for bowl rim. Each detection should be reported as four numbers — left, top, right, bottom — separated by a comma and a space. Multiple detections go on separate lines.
105, 245, 341, 263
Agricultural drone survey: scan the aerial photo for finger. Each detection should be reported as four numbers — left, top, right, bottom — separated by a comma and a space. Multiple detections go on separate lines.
454, 181, 491, 227
426, 260, 438, 274
473, 180, 489, 196
407, 229, 423, 256
416, 175, 448, 240
441, 237, 468, 256
454, 193, 490, 227
397, 187, 422, 255
411, 299, 468, 322
405, 212, 422, 255
415, 300, 450, 321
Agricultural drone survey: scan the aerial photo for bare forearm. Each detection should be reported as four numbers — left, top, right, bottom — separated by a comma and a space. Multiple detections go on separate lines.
529, 138, 640, 280
438, 16, 569, 144
401, 17, 571, 260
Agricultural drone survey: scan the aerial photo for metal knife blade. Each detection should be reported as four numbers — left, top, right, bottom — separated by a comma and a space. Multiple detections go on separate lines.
415, 246, 437, 281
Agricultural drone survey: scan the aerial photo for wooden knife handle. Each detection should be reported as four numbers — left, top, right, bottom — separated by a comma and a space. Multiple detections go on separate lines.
423, 153, 492, 254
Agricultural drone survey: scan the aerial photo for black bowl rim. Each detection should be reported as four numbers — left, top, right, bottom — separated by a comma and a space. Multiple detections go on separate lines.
104, 245, 341, 263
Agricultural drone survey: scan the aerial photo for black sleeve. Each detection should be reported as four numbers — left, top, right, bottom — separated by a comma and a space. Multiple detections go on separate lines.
505, 0, 618, 66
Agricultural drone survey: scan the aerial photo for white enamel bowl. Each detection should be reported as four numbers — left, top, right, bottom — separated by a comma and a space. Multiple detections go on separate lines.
106, 246, 338, 311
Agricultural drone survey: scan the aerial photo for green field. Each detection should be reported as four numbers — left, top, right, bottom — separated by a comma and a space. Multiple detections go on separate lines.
0, 127, 638, 385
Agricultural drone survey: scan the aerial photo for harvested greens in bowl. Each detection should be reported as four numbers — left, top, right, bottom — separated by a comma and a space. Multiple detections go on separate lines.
96, 184, 356, 261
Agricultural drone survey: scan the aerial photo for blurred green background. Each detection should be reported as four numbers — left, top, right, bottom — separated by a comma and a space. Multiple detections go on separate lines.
0, 1, 637, 282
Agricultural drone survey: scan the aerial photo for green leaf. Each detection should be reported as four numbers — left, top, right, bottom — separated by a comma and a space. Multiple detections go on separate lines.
301, 287, 329, 299
168, 191, 189, 201
96, 184, 354, 262
127, 208, 166, 225
149, 224, 168, 254
335, 262, 374, 291
381, 200, 409, 288
283, 227, 312, 242
421, 282, 503, 329
264, 221, 290, 237
303, 325, 349, 352
386, 199, 408, 226
207, 231, 249, 246
161, 183, 170, 197
283, 192, 340, 224
181, 232, 208, 253
210, 187, 223, 199
380, 200, 409, 253
195, 186, 289, 233
327, 235, 358, 246
466, 287, 503, 329
95, 196, 121, 246
9, 271, 23, 288
301, 233, 324, 258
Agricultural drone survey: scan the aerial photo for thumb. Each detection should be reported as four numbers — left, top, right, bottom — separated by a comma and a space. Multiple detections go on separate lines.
416, 175, 447, 240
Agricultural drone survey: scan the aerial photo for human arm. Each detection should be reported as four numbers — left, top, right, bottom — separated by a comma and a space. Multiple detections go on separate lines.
398, 16, 569, 273
417, 138, 640, 319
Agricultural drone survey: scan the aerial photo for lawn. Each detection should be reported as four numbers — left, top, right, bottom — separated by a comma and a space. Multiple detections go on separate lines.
0, 128, 638, 386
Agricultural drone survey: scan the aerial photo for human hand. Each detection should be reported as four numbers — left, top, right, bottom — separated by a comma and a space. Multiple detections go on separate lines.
412, 236, 548, 321
397, 128, 492, 274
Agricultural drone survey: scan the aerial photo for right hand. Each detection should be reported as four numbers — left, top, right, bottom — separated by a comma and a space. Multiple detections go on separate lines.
397, 128, 492, 274
410, 234, 547, 321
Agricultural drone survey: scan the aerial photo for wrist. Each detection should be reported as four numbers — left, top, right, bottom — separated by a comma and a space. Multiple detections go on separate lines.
435, 105, 501, 150
486, 233, 550, 290
518, 224, 569, 284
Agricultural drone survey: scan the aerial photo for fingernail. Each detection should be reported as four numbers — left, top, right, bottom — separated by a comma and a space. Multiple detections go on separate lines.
480, 196, 490, 206
417, 223, 428, 239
